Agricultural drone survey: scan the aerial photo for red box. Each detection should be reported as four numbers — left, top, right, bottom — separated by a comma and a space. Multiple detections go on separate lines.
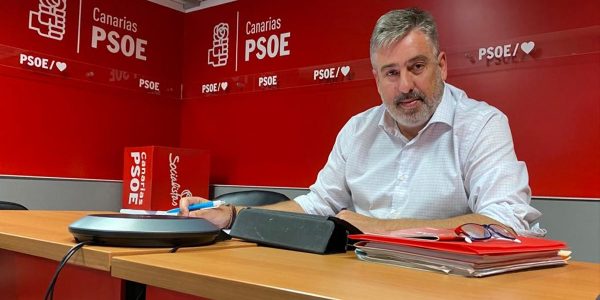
122, 146, 210, 211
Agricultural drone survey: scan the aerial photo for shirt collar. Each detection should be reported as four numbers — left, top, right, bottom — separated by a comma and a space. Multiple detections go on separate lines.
426, 83, 455, 128
379, 106, 403, 137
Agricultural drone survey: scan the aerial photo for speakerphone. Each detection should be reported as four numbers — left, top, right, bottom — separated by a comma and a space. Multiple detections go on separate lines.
68, 214, 220, 247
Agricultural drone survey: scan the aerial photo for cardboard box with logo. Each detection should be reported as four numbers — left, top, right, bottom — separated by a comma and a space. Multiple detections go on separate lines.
122, 146, 210, 211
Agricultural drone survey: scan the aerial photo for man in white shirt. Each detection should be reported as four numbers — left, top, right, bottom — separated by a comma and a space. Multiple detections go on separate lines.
181, 8, 544, 236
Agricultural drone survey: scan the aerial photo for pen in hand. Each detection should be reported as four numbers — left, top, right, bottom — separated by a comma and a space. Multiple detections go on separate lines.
167, 200, 226, 214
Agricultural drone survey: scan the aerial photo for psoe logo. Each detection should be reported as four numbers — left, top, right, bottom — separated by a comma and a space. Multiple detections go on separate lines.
29, 0, 67, 41
208, 22, 229, 67
478, 41, 535, 61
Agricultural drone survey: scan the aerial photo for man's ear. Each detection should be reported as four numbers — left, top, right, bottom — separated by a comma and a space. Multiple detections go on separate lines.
438, 51, 447, 81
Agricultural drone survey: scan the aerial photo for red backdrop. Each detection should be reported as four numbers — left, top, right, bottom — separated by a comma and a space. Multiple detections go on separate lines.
0, 0, 597, 198
0, 0, 183, 179
179, 0, 599, 198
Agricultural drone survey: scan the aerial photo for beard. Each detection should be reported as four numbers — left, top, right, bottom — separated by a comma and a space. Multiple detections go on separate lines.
385, 77, 445, 129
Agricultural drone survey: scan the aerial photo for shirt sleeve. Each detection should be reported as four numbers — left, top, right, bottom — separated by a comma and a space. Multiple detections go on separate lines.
464, 112, 546, 237
294, 119, 355, 216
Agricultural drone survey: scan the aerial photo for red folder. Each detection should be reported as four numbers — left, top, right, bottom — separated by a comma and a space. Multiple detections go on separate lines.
348, 234, 567, 255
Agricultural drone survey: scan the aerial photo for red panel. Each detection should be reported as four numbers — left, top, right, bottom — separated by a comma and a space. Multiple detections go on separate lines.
0, 0, 183, 80
0, 68, 181, 179
0, 0, 184, 180
147, 285, 208, 300
180, 0, 600, 197
0, 249, 17, 299
0, 0, 598, 198
0, 249, 123, 299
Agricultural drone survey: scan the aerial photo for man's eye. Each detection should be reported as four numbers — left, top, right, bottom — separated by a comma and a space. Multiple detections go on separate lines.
411, 63, 425, 72
386, 70, 399, 76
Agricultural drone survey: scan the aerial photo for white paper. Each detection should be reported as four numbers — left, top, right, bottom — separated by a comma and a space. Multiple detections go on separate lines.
119, 209, 177, 216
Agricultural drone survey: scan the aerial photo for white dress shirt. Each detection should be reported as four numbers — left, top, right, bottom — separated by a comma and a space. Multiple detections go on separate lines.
295, 83, 545, 236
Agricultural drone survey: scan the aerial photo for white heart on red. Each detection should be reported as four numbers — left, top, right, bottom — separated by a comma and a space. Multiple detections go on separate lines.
341, 66, 350, 76
521, 41, 535, 54
56, 62, 67, 72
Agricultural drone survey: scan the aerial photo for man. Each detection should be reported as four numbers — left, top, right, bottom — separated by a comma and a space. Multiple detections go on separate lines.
181, 8, 545, 236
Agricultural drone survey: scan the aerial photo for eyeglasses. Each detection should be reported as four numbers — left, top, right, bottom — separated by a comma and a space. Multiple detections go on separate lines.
454, 223, 521, 243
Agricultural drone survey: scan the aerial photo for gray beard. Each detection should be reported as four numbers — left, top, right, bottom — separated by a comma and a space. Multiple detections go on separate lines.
387, 81, 444, 129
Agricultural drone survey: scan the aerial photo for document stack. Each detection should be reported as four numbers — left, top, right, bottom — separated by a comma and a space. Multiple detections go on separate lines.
349, 228, 570, 277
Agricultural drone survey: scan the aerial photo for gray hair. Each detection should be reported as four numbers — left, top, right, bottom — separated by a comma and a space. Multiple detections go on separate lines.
370, 8, 439, 66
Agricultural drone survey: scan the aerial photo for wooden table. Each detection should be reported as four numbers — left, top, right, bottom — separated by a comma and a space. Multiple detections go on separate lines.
112, 246, 600, 300
0, 210, 253, 299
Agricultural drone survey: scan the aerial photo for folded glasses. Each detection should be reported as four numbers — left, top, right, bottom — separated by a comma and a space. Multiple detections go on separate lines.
454, 223, 521, 243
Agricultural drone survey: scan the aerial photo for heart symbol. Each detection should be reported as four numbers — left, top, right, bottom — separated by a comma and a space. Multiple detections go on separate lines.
341, 66, 350, 76
221, 82, 228, 90
520, 41, 535, 54
56, 62, 67, 72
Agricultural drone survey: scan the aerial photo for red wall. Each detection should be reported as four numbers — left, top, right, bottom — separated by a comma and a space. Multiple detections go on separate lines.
0, 0, 598, 198
179, 0, 599, 198
0, 0, 183, 179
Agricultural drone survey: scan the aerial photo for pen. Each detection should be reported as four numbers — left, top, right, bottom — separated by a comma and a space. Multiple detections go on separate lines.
166, 200, 226, 214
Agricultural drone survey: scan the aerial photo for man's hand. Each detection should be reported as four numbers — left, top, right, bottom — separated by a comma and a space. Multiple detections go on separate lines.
179, 196, 234, 229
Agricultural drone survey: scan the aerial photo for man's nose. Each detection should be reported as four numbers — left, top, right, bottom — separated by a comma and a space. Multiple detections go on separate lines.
396, 72, 415, 94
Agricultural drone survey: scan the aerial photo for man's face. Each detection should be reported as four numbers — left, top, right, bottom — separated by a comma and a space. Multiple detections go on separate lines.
372, 30, 447, 134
